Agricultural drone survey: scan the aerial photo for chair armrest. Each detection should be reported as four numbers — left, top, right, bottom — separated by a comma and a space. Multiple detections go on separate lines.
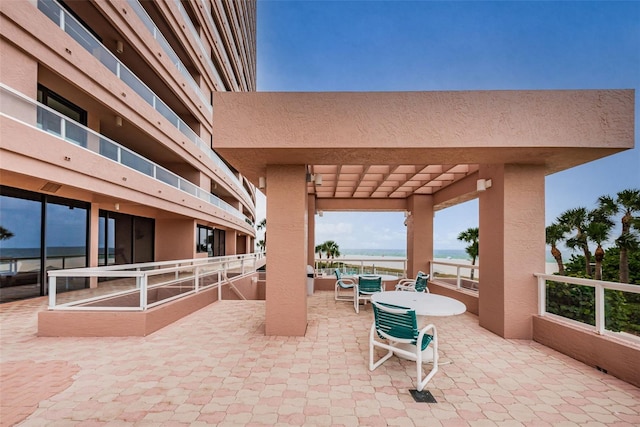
395, 283, 416, 291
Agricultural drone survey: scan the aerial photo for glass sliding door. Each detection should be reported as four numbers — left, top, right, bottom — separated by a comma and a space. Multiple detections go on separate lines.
0, 191, 42, 303
45, 200, 89, 292
0, 186, 89, 303
133, 217, 154, 263
99, 211, 154, 266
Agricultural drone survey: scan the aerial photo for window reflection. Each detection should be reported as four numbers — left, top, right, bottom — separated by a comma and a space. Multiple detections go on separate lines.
0, 193, 42, 302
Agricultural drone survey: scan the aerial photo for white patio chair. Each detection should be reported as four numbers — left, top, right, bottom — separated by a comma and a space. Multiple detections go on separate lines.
395, 272, 430, 293
354, 275, 383, 313
334, 268, 356, 302
369, 301, 438, 392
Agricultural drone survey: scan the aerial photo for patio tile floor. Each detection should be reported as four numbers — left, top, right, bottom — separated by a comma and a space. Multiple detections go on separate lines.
1, 291, 639, 426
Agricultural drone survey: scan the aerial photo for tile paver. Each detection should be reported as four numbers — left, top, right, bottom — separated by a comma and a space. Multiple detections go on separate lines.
1, 291, 639, 426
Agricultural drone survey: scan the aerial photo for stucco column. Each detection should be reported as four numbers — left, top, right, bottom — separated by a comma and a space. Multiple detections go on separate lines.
88, 203, 100, 288
406, 195, 434, 277
226, 230, 237, 255
307, 195, 316, 267
265, 165, 308, 336
478, 164, 545, 339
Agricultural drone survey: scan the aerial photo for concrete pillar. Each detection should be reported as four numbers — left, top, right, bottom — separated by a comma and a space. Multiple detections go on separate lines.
265, 165, 308, 336
226, 229, 237, 255
307, 195, 316, 267
88, 203, 100, 288
406, 195, 434, 277
478, 164, 545, 339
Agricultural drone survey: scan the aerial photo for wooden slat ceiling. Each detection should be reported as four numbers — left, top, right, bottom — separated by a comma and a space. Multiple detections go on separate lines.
307, 164, 479, 198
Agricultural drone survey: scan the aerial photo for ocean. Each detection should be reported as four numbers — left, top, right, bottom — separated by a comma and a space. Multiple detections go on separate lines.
340, 248, 557, 263
340, 248, 470, 260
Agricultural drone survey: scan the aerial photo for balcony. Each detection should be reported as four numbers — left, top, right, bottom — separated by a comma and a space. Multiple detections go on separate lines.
2, 289, 639, 425
127, 0, 211, 109
36, 0, 253, 209
0, 84, 249, 224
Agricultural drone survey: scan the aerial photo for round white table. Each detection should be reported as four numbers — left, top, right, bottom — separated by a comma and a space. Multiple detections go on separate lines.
370, 291, 466, 363
370, 291, 466, 316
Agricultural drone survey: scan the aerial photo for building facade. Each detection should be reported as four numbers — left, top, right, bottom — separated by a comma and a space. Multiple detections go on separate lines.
0, 0, 257, 303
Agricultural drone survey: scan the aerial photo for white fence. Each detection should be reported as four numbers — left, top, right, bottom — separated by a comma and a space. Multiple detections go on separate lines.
47, 253, 265, 311
534, 273, 640, 341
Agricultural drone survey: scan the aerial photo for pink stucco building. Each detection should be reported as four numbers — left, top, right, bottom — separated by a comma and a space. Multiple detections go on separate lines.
1, 0, 637, 387
1, 0, 257, 304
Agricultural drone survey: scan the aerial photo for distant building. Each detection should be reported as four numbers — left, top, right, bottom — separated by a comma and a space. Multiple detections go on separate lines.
0, 0, 257, 302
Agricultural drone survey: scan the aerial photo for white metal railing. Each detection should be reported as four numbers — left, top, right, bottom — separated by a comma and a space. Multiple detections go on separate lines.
47, 253, 265, 310
314, 257, 407, 278
36, 0, 253, 208
128, 0, 210, 109
534, 273, 640, 342
0, 84, 251, 224
430, 260, 479, 291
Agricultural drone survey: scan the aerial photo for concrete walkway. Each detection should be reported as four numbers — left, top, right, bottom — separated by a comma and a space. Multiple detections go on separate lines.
1, 291, 639, 426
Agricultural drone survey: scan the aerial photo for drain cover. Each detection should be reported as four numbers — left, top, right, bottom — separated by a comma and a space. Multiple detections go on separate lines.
409, 389, 437, 403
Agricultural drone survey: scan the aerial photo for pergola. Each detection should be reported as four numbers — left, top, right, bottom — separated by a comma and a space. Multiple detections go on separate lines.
213, 90, 634, 338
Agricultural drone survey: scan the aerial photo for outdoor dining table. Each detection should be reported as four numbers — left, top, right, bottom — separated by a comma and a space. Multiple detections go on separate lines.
370, 291, 466, 317
370, 291, 466, 363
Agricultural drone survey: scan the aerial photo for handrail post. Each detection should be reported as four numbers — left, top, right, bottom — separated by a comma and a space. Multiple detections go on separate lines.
217, 271, 222, 300
138, 276, 148, 309
48, 276, 57, 309
537, 276, 546, 316
595, 284, 605, 335
456, 266, 461, 289
195, 266, 200, 293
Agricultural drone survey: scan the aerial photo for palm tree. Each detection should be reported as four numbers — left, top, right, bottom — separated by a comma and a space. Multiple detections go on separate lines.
546, 223, 566, 275
0, 226, 14, 241
558, 207, 592, 277
598, 189, 640, 283
315, 244, 324, 259
457, 227, 479, 280
323, 240, 340, 260
586, 221, 613, 280
256, 218, 266, 251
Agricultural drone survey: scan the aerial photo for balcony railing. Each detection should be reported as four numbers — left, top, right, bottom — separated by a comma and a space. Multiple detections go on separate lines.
534, 273, 640, 343
314, 257, 407, 278
430, 260, 479, 291
128, 0, 210, 110
0, 84, 250, 224
36, 0, 253, 208
175, 0, 226, 90
47, 253, 265, 310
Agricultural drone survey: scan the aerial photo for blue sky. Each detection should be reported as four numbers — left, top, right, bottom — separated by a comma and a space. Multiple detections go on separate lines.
255, 0, 639, 252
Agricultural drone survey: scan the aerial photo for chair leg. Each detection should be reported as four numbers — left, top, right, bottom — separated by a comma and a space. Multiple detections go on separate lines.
369, 324, 394, 371
416, 331, 438, 391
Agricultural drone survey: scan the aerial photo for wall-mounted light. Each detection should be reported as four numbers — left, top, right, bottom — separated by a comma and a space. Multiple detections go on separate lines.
116, 40, 124, 54
404, 211, 412, 218
477, 178, 493, 192
258, 176, 266, 189
317, 210, 323, 217
307, 173, 323, 185
114, 203, 120, 211
115, 115, 123, 127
